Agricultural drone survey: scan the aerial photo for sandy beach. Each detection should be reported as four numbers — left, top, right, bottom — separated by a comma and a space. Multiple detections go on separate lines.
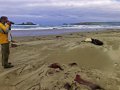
0, 30, 120, 90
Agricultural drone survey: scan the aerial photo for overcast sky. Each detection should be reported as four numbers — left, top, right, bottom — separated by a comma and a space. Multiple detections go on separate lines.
0, 0, 120, 25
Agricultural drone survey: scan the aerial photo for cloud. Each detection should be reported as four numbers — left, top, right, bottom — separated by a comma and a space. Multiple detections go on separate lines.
1, 0, 119, 14
0, 0, 119, 8
0, 0, 120, 25
25, 0, 112, 7
0, 0, 119, 10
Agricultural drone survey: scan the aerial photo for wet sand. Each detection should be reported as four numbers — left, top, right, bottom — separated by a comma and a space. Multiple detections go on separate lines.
0, 30, 120, 90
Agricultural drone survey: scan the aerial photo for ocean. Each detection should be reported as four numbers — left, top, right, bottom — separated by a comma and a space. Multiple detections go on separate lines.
11, 23, 120, 37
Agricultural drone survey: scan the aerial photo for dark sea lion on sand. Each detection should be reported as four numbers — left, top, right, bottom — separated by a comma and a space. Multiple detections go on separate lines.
48, 63, 64, 70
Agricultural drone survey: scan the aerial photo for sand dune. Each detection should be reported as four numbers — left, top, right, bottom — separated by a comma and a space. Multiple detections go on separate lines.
0, 30, 120, 90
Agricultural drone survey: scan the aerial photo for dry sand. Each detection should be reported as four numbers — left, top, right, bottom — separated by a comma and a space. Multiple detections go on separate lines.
0, 30, 120, 90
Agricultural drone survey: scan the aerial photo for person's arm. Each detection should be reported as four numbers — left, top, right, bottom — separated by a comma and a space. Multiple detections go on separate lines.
0, 29, 5, 33
0, 23, 10, 34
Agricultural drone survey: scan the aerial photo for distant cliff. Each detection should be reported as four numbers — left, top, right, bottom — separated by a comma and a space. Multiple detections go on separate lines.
71, 22, 120, 25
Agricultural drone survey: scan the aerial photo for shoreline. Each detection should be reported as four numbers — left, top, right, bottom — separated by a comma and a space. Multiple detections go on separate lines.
11, 28, 120, 37
13, 29, 120, 42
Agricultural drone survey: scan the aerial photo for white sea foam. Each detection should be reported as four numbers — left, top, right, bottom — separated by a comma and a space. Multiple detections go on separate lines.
11, 25, 120, 31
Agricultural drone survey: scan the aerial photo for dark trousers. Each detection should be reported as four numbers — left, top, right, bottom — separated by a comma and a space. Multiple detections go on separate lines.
1, 43, 10, 66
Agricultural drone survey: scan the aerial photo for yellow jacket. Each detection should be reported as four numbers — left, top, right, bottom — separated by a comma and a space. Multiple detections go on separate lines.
0, 23, 9, 44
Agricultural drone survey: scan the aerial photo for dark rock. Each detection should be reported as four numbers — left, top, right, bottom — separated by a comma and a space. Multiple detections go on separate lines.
48, 63, 64, 71
69, 63, 77, 66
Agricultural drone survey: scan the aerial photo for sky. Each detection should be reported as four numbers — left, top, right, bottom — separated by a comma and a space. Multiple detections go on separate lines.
0, 0, 120, 25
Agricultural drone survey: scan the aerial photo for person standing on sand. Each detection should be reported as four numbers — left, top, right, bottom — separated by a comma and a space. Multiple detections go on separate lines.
0, 16, 14, 68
